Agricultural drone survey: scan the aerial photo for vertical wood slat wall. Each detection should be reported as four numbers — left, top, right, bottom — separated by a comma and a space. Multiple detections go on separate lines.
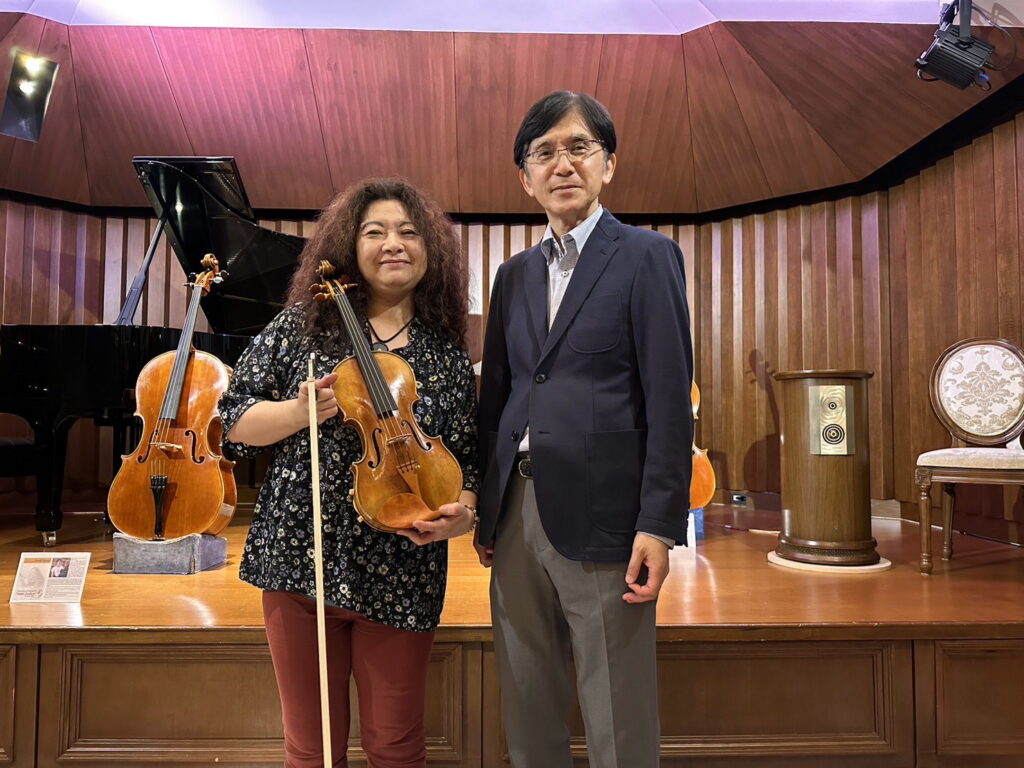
1, 111, 1022, 523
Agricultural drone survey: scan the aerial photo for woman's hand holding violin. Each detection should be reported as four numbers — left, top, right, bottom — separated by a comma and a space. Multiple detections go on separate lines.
398, 498, 477, 546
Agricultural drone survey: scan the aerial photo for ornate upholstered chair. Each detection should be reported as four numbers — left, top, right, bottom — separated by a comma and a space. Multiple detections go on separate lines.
916, 338, 1024, 574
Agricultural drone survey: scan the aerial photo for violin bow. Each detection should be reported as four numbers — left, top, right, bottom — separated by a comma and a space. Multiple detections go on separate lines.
307, 353, 333, 766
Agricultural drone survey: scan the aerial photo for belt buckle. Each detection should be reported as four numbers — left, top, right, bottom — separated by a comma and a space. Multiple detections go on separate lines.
517, 457, 532, 478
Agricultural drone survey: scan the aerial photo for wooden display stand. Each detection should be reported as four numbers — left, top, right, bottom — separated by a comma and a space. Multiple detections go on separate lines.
773, 370, 880, 566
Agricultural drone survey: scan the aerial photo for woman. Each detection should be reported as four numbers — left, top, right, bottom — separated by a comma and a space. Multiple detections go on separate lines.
220, 178, 479, 768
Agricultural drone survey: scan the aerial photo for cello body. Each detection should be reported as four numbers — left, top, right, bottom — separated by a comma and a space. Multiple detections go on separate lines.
690, 381, 716, 510
107, 254, 236, 540
107, 351, 235, 539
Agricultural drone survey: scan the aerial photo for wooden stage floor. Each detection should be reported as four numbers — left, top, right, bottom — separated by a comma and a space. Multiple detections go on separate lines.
2, 505, 1024, 767
1, 504, 1023, 642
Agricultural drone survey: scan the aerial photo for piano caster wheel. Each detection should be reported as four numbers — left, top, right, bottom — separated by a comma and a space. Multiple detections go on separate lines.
41, 531, 56, 547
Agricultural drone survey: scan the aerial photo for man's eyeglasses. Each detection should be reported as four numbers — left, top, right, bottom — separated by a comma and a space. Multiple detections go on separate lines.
522, 139, 605, 167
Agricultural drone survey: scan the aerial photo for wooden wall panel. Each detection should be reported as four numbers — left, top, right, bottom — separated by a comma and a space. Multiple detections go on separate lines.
890, 114, 1024, 540
0, 14, 44, 187
915, 640, 1024, 767
484, 640, 914, 767
725, 22, 993, 178
303, 30, 459, 210
0, 12, 21, 45
708, 23, 854, 198
1, 15, 1022, 213
683, 26, 772, 212
0, 644, 37, 768
69, 26, 194, 207
3, 20, 90, 204
454, 33, 602, 213
36, 642, 480, 767
695, 195, 893, 498
151, 27, 334, 210
2, 106, 1023, 532
596, 35, 697, 213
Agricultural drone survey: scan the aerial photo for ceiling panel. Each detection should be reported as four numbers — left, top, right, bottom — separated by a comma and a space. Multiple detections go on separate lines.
708, 22, 854, 199
0, 13, 45, 187
22, 0, 944, 32
151, 26, 334, 210
70, 25, 193, 206
455, 32, 603, 213
0, 12, 1019, 214
684, 24, 772, 211
597, 34, 697, 213
303, 29, 458, 210
0, 12, 23, 42
725, 22, 992, 176
4, 18, 90, 203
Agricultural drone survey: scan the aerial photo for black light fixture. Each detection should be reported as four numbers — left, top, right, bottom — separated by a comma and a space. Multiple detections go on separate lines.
0, 50, 59, 142
916, 0, 996, 89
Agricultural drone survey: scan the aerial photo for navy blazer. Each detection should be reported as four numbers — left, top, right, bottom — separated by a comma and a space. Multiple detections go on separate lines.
477, 210, 694, 562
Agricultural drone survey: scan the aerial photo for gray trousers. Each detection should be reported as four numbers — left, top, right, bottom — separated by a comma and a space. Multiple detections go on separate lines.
490, 471, 660, 768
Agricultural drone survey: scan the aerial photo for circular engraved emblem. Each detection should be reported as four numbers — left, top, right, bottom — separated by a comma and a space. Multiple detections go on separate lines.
821, 393, 845, 421
822, 424, 846, 445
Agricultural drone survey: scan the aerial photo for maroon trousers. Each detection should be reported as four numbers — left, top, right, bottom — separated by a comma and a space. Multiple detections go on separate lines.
262, 590, 435, 768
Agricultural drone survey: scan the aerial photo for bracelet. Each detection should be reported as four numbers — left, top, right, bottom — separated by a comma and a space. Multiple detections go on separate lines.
463, 503, 478, 530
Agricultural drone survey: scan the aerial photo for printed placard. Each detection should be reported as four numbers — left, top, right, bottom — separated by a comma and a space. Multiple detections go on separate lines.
9, 552, 91, 603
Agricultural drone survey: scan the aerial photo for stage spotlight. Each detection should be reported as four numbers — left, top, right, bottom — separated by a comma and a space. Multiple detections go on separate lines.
916, 0, 999, 89
0, 50, 59, 142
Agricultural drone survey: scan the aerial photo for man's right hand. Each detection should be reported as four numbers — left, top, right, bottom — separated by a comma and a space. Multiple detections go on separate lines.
297, 373, 339, 424
473, 529, 494, 567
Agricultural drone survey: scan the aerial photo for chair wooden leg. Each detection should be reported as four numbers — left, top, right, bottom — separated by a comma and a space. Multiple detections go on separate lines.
916, 468, 933, 574
941, 483, 954, 560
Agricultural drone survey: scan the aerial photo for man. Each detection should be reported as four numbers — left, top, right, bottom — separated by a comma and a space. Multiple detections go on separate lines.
476, 90, 694, 768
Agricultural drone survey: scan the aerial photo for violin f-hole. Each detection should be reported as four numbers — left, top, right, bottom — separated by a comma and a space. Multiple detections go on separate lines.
402, 419, 433, 451
367, 427, 385, 469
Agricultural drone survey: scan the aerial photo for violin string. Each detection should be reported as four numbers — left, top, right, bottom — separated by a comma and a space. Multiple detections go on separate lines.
333, 286, 399, 443
334, 288, 389, 435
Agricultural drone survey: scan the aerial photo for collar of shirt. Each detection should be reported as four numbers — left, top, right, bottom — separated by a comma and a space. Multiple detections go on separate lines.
540, 204, 604, 264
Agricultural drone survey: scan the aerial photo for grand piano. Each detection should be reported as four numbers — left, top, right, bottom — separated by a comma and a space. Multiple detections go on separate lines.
0, 157, 305, 544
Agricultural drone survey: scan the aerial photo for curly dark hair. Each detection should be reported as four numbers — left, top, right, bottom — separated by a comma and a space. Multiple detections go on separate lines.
286, 178, 467, 348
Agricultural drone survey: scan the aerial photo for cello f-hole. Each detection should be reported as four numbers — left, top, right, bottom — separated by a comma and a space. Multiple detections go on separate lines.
185, 429, 205, 463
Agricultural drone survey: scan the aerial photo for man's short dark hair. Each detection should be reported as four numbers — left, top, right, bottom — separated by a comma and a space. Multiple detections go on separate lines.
513, 91, 617, 167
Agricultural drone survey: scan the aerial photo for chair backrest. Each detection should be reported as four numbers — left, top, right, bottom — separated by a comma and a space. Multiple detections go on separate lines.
930, 337, 1024, 446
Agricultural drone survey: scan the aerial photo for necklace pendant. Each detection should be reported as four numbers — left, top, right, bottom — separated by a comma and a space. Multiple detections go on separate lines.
370, 342, 388, 352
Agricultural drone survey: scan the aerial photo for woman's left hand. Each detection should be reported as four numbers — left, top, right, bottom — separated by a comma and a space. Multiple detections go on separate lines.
396, 502, 476, 546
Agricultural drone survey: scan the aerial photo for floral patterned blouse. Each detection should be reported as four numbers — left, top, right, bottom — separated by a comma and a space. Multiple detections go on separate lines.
218, 306, 479, 632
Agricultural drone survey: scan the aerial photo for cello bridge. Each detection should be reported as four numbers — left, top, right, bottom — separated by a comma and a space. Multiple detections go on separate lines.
152, 442, 183, 455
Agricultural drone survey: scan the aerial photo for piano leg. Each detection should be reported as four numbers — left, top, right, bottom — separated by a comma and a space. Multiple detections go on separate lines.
33, 420, 73, 541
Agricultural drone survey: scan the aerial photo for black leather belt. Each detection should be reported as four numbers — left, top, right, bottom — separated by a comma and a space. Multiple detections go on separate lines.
517, 454, 532, 478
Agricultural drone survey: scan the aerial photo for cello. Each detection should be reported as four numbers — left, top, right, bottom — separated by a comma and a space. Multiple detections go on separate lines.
311, 261, 463, 532
107, 254, 237, 540
690, 381, 716, 510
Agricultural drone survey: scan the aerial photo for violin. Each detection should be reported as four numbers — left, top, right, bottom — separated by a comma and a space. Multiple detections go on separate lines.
107, 254, 237, 540
311, 261, 463, 533
690, 380, 716, 510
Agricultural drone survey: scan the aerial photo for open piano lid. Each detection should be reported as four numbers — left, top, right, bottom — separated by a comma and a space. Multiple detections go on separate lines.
133, 156, 305, 336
